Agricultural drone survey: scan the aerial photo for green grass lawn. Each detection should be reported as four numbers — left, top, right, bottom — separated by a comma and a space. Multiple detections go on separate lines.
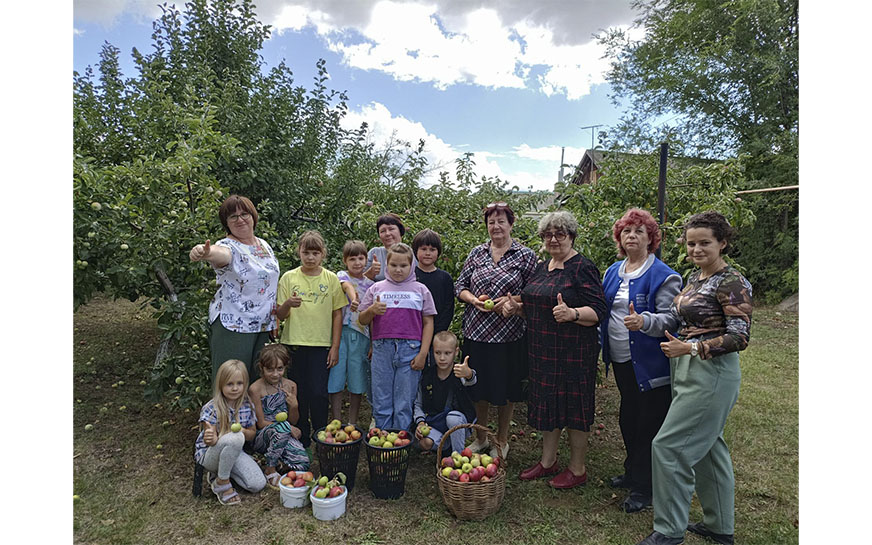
73, 296, 798, 544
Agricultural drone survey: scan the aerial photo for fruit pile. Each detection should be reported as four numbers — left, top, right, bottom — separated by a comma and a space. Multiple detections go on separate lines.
280, 470, 314, 488
367, 427, 412, 448
439, 447, 501, 482
312, 472, 347, 499
316, 419, 362, 444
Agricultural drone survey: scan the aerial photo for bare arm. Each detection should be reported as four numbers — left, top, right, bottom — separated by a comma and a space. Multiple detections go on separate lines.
189, 239, 232, 269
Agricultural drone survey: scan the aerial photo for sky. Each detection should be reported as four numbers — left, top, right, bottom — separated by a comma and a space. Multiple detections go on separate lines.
72, 0, 642, 192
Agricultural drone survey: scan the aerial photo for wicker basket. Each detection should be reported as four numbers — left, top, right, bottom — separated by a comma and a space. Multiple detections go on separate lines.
435, 423, 507, 520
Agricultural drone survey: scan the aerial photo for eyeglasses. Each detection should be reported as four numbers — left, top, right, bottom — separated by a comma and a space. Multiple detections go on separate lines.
485, 202, 508, 209
540, 231, 568, 241
229, 212, 252, 222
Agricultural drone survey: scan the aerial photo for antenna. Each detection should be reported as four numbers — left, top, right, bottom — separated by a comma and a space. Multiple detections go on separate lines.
579, 124, 603, 149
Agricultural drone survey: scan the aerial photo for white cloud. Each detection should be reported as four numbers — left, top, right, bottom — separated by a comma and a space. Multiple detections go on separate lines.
340, 102, 559, 191
264, 0, 634, 100
74, 27, 85, 36
73, 0, 163, 27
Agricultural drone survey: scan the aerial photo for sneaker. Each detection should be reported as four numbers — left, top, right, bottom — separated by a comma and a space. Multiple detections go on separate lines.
468, 438, 490, 453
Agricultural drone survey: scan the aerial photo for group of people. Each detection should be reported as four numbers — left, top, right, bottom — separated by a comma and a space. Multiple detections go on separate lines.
189, 195, 752, 545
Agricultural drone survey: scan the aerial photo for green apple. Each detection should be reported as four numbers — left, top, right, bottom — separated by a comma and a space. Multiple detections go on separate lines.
318, 476, 329, 486
275, 411, 288, 423
315, 487, 328, 499
420, 425, 430, 436
481, 454, 493, 467
120, 243, 129, 250
461, 462, 472, 473
90, 202, 102, 211
230, 422, 242, 433
84, 424, 94, 431
483, 299, 495, 310
442, 467, 452, 477
175, 376, 184, 385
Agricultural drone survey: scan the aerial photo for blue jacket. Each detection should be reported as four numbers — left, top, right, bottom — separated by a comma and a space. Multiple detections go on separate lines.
601, 257, 679, 392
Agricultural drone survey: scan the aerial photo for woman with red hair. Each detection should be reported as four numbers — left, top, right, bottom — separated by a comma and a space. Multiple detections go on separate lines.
600, 208, 682, 513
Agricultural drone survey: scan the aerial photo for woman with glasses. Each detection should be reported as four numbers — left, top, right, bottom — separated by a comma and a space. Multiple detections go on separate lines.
190, 195, 280, 382
503, 210, 606, 489
455, 202, 537, 460
601, 208, 682, 512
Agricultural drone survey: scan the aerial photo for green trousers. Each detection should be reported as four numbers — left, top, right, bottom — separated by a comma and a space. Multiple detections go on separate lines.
210, 319, 271, 384
651, 351, 741, 538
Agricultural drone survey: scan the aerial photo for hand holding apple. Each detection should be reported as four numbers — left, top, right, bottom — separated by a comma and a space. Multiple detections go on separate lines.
285, 291, 302, 308
453, 355, 473, 380
623, 301, 644, 331
552, 293, 574, 323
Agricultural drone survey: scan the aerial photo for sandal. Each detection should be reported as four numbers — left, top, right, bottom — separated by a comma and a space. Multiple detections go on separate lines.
211, 480, 240, 505
265, 471, 281, 490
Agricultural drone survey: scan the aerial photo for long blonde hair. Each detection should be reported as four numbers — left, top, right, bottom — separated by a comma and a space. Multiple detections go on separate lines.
212, 359, 250, 436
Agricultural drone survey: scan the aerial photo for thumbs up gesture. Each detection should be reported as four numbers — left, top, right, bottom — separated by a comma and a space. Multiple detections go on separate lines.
285, 290, 302, 308
369, 254, 381, 278
552, 292, 573, 323
372, 294, 387, 315
454, 355, 473, 380
202, 421, 217, 446
623, 301, 644, 331
659, 330, 690, 357
500, 291, 518, 318
189, 239, 212, 262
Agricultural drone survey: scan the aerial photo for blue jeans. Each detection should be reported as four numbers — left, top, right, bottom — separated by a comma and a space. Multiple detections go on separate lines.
371, 338, 422, 431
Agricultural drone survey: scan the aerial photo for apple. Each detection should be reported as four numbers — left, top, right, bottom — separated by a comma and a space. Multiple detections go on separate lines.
597, 423, 605, 430
286, 471, 297, 480
454, 458, 463, 468
120, 243, 129, 250
369, 427, 381, 438
335, 430, 348, 442
369, 436, 382, 446
441, 457, 454, 468
477, 294, 490, 302
90, 202, 102, 211
460, 456, 469, 465
442, 467, 453, 477
175, 376, 184, 385
281, 477, 292, 486
84, 424, 94, 431
318, 431, 328, 442
382, 441, 393, 448
318, 476, 329, 486
461, 447, 473, 458
397, 430, 409, 440
301, 472, 314, 482
350, 430, 362, 440
344, 424, 355, 434
481, 475, 491, 482
485, 463, 498, 478
459, 473, 470, 483
330, 419, 342, 429
230, 423, 242, 433
329, 486, 343, 498
470, 468, 483, 482
483, 299, 495, 310
293, 478, 305, 487
420, 425, 430, 437
470, 458, 481, 468
481, 454, 493, 467
275, 412, 288, 423
449, 470, 460, 481
365, 201, 374, 207
315, 487, 328, 499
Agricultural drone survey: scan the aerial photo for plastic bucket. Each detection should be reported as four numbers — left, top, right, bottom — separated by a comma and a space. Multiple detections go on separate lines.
278, 480, 310, 508
310, 487, 348, 521
312, 426, 363, 491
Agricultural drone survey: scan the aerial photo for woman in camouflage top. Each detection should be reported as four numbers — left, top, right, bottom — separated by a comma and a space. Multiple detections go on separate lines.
636, 211, 751, 545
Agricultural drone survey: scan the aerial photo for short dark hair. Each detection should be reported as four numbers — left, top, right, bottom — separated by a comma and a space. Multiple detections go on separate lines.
681, 211, 735, 255
483, 202, 515, 225
412, 229, 443, 256
342, 240, 368, 260
257, 344, 289, 373
298, 230, 326, 254
218, 195, 258, 234
376, 213, 406, 237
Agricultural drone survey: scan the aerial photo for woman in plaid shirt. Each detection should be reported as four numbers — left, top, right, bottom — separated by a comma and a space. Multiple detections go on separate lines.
504, 211, 607, 489
455, 202, 538, 460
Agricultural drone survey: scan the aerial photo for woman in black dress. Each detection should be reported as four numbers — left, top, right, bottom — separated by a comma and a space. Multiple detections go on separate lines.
504, 211, 606, 489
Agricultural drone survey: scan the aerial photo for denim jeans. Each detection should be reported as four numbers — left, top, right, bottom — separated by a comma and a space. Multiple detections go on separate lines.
371, 338, 423, 431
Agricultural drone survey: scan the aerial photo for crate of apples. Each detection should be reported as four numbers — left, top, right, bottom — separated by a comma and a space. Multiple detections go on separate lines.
439, 447, 501, 483
315, 419, 363, 445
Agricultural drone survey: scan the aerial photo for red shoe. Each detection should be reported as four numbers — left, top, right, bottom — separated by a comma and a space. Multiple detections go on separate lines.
548, 468, 587, 489
519, 461, 560, 481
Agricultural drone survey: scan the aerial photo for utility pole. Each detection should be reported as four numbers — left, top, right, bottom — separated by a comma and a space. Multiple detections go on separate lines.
579, 124, 603, 149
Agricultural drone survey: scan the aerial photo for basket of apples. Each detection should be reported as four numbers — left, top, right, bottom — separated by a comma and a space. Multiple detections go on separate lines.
364, 427, 413, 499
312, 419, 363, 490
309, 472, 348, 521
277, 470, 315, 508
436, 423, 507, 520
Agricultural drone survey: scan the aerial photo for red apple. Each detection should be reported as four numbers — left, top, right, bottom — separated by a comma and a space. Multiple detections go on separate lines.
286, 471, 297, 480
442, 457, 454, 468
293, 478, 306, 487
329, 486, 343, 498
469, 468, 482, 482
461, 447, 473, 458
485, 463, 497, 478
459, 473, 470, 483
449, 469, 460, 481
397, 430, 409, 440
481, 475, 491, 482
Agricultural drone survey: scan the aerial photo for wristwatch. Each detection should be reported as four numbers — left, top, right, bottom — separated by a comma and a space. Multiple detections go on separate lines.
690, 341, 699, 357
574, 308, 580, 321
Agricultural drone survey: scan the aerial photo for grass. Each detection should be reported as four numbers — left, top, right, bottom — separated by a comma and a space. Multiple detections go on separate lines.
73, 296, 798, 544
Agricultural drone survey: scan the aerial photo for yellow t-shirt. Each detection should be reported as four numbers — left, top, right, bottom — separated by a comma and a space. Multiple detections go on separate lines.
277, 267, 347, 346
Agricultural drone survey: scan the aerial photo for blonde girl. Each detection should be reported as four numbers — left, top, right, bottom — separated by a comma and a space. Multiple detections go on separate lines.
194, 359, 266, 505
249, 345, 311, 489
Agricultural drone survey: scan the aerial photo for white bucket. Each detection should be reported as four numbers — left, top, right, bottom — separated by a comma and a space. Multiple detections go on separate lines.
278, 481, 310, 508
310, 486, 348, 521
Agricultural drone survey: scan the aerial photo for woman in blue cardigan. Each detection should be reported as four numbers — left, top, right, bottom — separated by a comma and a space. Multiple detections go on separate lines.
601, 208, 682, 513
